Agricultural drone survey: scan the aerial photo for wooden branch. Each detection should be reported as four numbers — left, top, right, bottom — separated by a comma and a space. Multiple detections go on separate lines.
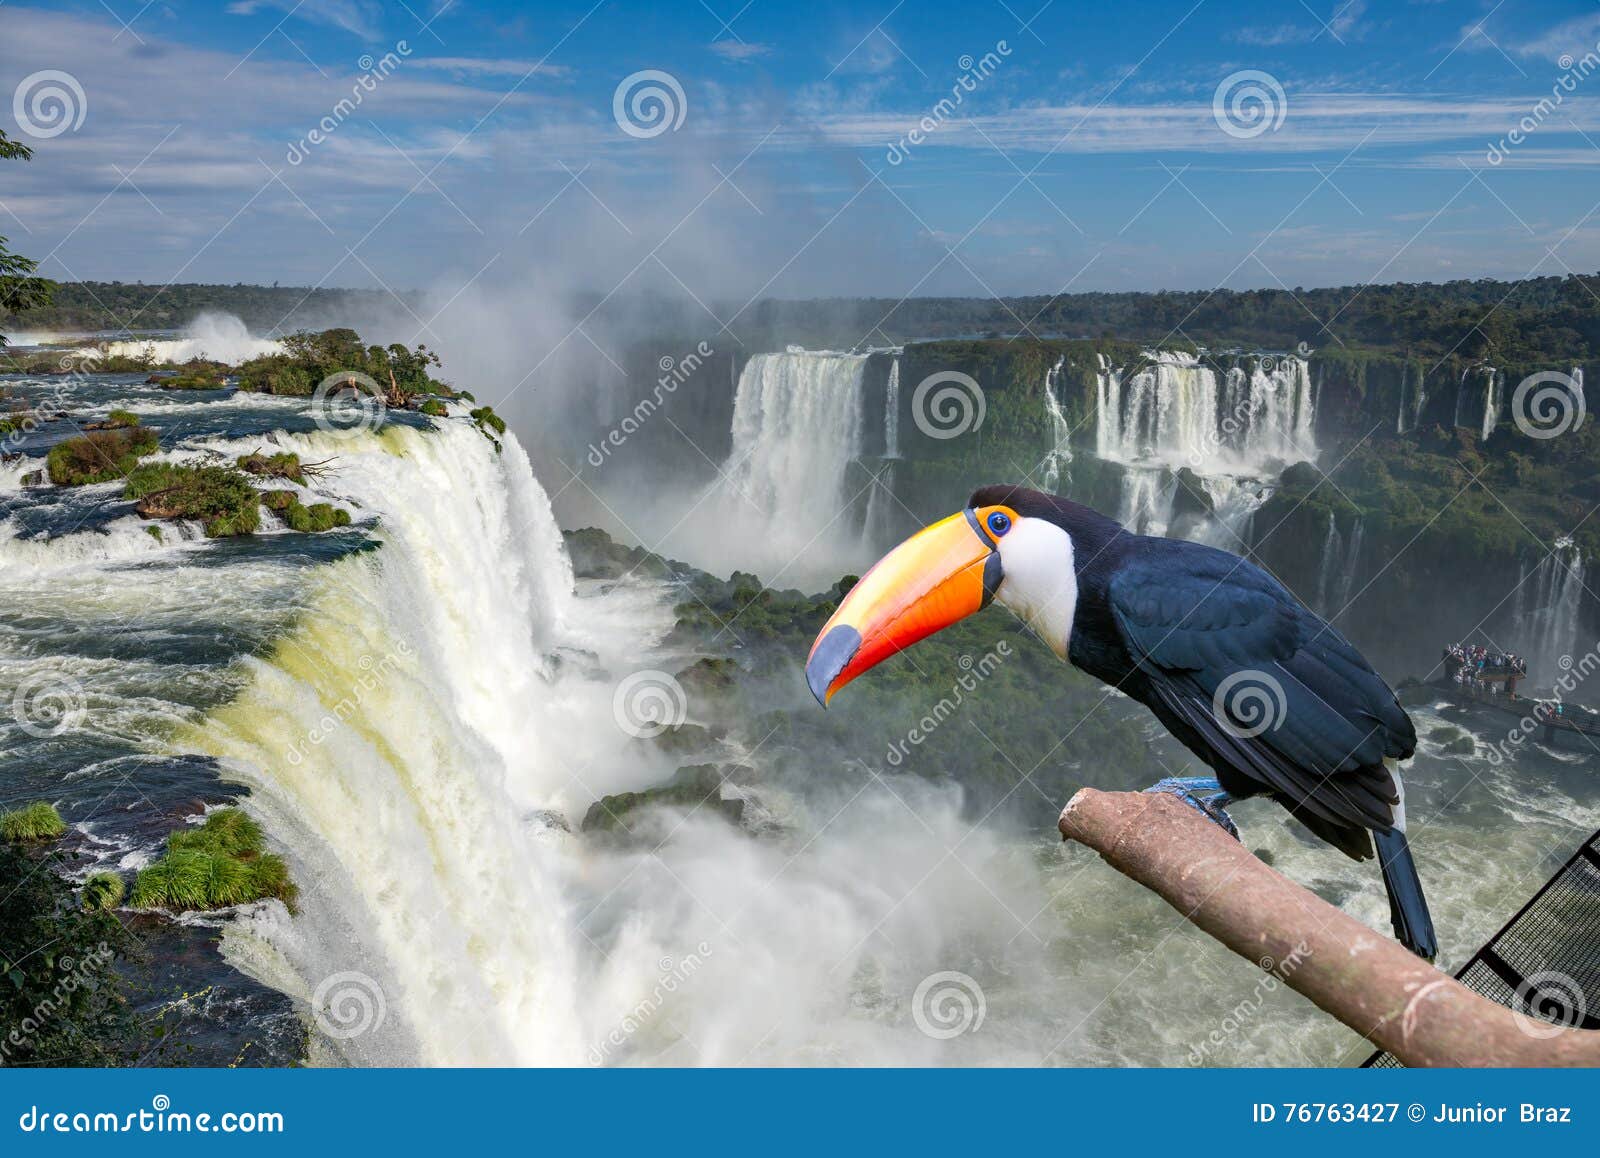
1058, 788, 1600, 1067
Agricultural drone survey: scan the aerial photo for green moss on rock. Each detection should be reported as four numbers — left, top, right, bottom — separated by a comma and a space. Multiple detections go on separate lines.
124, 463, 260, 538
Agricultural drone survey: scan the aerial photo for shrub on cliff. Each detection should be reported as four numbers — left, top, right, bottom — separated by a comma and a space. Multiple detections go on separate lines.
1, 801, 66, 842
0, 840, 138, 1065
123, 463, 260, 537
130, 807, 295, 912
46, 427, 159, 485
80, 872, 125, 911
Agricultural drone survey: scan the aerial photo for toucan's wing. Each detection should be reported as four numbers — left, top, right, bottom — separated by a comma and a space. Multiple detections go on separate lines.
1107, 543, 1414, 840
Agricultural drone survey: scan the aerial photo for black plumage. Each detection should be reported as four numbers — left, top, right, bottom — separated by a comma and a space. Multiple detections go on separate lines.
970, 484, 1436, 956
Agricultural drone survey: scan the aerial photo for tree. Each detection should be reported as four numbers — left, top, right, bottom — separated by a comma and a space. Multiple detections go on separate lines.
0, 130, 57, 346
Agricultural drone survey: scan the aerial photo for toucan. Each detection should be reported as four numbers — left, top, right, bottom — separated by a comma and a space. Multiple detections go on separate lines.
806, 484, 1437, 959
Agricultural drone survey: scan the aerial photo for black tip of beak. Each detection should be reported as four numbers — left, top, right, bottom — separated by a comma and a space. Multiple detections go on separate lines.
805, 624, 861, 708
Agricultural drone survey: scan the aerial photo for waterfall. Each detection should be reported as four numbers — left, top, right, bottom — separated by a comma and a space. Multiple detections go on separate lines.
1042, 356, 1070, 493
1315, 512, 1340, 612
883, 356, 901, 459
1330, 517, 1364, 614
1513, 538, 1587, 687
1453, 364, 1501, 439
1397, 364, 1409, 435
1095, 350, 1311, 542
1118, 466, 1176, 537
1096, 351, 1314, 473
690, 350, 871, 585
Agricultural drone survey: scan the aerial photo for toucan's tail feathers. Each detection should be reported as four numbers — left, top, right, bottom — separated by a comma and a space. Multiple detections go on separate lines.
1374, 827, 1437, 960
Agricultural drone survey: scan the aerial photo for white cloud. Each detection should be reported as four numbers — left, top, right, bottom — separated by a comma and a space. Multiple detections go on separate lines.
226, 0, 386, 40
709, 40, 772, 61
412, 57, 573, 79
1464, 12, 1600, 62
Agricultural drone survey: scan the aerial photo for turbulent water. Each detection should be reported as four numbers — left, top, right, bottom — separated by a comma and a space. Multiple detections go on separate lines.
4, 366, 1598, 1068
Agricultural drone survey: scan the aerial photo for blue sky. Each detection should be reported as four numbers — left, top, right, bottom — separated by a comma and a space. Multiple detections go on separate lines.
3, 0, 1600, 307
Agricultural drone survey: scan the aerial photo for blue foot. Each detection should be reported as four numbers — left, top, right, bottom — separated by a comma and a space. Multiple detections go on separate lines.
1143, 777, 1240, 840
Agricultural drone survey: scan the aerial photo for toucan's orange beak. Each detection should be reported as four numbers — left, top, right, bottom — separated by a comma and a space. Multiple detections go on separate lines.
806, 508, 1006, 706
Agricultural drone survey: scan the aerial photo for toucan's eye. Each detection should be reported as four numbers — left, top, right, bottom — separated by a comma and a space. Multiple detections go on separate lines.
987, 511, 1012, 536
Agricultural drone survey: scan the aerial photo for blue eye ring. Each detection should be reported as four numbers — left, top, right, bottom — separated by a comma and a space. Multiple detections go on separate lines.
987, 511, 1012, 536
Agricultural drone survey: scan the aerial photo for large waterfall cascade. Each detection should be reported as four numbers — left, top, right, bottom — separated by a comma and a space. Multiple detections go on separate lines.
1090, 350, 1316, 548
1513, 537, 1587, 686
1041, 356, 1071, 493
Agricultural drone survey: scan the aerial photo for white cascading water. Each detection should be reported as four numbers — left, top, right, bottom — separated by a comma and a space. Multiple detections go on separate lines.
1313, 514, 1364, 618
1094, 351, 1314, 543
1454, 365, 1502, 440
1513, 538, 1587, 687
1041, 356, 1070, 493
684, 350, 871, 585
883, 355, 901, 460
84, 312, 284, 366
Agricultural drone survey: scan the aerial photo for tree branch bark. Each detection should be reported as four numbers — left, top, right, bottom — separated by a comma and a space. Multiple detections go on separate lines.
1058, 788, 1600, 1067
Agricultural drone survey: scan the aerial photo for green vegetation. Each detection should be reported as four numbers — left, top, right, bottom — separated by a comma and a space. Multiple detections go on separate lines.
418, 398, 448, 417
236, 451, 305, 483
123, 462, 260, 537
0, 838, 137, 1065
80, 872, 125, 912
258, 487, 350, 532
130, 808, 295, 912
470, 406, 506, 435
0, 131, 55, 346
284, 502, 350, 533
46, 427, 159, 486
1, 801, 66, 842
236, 327, 452, 401
105, 409, 140, 428
160, 372, 226, 390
